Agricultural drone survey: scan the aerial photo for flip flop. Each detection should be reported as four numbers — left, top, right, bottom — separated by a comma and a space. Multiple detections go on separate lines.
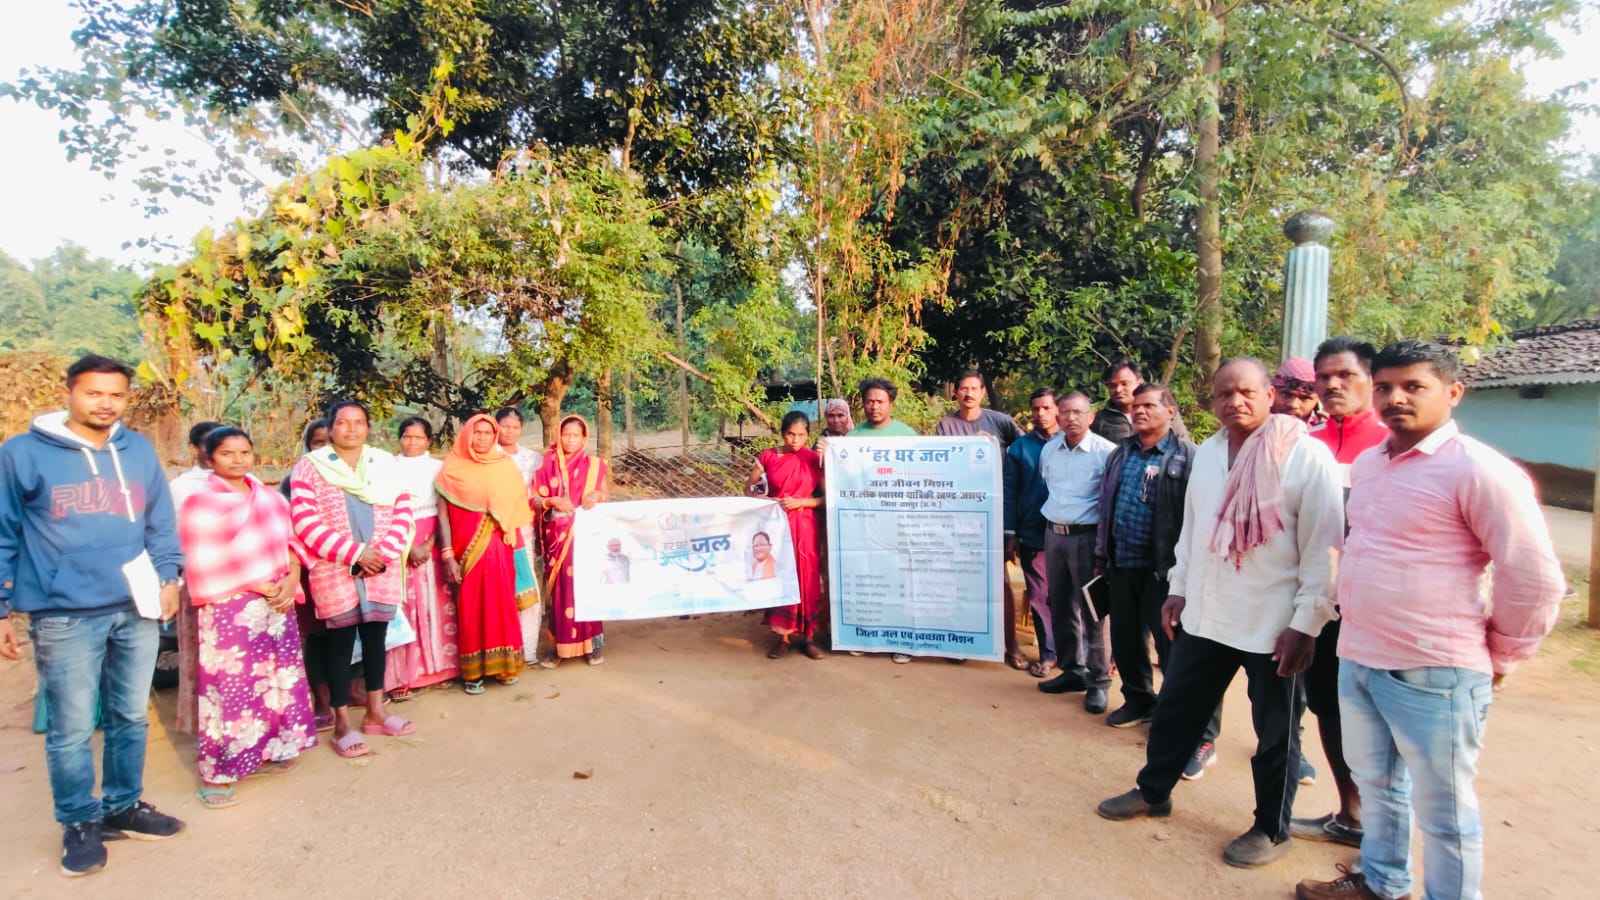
313, 712, 335, 733
252, 759, 299, 778
388, 686, 415, 703
464, 680, 486, 695
332, 731, 370, 758
1006, 652, 1029, 671
195, 785, 239, 809
536, 656, 560, 670
361, 714, 416, 737
1027, 659, 1053, 678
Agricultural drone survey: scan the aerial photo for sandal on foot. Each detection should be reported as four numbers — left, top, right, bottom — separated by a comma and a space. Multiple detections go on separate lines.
586, 652, 605, 666
332, 731, 369, 759
314, 712, 335, 732
388, 686, 415, 703
253, 759, 299, 777
800, 640, 826, 660
464, 680, 486, 695
496, 675, 520, 686
196, 785, 239, 809
536, 656, 560, 670
1006, 652, 1029, 671
361, 714, 416, 737
1027, 659, 1054, 678
768, 637, 791, 659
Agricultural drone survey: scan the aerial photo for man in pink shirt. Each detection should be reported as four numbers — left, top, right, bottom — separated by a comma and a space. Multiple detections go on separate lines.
1292, 336, 1386, 847
1297, 341, 1566, 900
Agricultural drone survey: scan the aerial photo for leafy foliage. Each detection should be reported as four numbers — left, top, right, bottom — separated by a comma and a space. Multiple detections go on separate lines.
138, 142, 668, 433
0, 245, 144, 361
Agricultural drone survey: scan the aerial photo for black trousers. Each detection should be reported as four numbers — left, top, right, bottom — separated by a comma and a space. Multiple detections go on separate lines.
322, 620, 388, 708
1302, 618, 1341, 718
1043, 528, 1109, 687
1137, 633, 1303, 842
1109, 566, 1221, 743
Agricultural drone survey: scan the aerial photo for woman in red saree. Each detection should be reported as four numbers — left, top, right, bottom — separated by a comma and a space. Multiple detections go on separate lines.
533, 415, 611, 666
434, 414, 536, 694
745, 411, 825, 660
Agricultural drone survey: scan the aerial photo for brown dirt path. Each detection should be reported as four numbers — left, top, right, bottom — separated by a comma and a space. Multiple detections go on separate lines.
3, 593, 1598, 899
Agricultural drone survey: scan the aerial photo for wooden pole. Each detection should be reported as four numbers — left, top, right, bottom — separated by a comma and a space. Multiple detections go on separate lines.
1590, 392, 1599, 627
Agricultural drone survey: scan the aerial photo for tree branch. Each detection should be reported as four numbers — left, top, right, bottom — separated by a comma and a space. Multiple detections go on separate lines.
658, 351, 776, 431
1329, 29, 1414, 154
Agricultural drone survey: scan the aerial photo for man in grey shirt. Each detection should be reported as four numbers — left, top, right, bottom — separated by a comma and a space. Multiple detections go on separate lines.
935, 370, 1025, 668
935, 370, 1021, 444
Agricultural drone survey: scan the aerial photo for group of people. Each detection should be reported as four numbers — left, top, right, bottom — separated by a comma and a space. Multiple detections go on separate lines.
0, 341, 1568, 900
0, 359, 625, 874
801, 345, 1561, 900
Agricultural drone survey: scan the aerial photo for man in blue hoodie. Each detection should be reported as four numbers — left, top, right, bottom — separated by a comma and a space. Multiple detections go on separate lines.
0, 354, 187, 877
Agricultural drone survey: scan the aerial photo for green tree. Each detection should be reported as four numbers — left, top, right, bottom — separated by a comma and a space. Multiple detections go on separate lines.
0, 245, 143, 361
139, 143, 668, 443
880, 0, 1589, 400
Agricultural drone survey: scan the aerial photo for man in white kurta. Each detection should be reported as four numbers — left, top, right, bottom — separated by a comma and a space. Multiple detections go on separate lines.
1096, 358, 1344, 870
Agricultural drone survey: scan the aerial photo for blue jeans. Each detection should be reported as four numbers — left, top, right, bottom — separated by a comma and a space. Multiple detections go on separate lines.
29, 609, 158, 827
1339, 661, 1493, 900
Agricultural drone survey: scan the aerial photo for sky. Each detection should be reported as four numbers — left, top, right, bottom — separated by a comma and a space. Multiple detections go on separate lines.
0, 2, 1596, 271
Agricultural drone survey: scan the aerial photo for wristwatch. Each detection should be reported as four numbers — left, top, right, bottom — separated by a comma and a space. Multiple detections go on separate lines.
160, 577, 184, 590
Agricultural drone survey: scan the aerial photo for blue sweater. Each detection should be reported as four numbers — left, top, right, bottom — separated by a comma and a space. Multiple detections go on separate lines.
0, 413, 181, 617
1003, 429, 1054, 551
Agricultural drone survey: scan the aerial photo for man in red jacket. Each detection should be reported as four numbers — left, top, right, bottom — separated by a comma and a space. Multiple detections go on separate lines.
1291, 336, 1387, 848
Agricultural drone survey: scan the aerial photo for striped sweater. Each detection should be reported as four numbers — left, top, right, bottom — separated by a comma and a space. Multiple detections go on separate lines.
289, 455, 413, 620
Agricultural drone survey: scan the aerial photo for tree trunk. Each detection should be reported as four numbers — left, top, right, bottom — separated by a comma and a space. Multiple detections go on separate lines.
596, 369, 614, 460
1193, 4, 1226, 386
623, 368, 636, 451
674, 250, 690, 451
537, 358, 573, 448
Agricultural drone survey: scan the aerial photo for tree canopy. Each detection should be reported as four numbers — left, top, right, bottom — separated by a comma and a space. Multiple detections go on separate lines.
8, 0, 1595, 431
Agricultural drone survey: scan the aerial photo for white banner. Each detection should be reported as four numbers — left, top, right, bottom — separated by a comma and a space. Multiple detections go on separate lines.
572, 496, 801, 620
825, 435, 1004, 661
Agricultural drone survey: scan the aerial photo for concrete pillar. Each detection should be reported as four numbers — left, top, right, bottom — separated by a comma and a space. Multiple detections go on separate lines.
1281, 210, 1335, 361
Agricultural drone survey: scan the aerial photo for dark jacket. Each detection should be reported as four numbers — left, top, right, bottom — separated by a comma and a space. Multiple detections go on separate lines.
1002, 429, 1052, 551
1092, 402, 1190, 443
1093, 430, 1197, 577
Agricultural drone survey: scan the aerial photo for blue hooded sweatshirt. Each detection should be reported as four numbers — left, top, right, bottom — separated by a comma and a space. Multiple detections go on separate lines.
0, 412, 182, 618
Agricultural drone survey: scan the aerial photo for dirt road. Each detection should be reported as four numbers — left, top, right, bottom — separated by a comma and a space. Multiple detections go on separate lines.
2, 599, 1598, 898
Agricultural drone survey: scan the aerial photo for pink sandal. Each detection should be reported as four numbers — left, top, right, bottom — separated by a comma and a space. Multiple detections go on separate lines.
361, 715, 416, 737
332, 732, 369, 758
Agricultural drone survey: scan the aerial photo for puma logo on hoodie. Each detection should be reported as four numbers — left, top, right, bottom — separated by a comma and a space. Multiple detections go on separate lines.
0, 411, 181, 618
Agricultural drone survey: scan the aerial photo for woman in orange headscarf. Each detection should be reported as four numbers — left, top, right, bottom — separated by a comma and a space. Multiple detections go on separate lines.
532, 415, 611, 666
434, 414, 537, 694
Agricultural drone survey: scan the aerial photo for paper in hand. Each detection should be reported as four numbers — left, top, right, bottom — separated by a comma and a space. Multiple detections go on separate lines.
1082, 573, 1108, 622
121, 550, 163, 620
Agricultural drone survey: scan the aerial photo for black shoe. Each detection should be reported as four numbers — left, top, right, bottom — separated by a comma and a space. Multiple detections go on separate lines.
1096, 788, 1172, 821
1290, 813, 1364, 848
1038, 671, 1088, 694
1084, 687, 1109, 714
61, 822, 107, 877
1222, 827, 1291, 868
1181, 741, 1217, 781
102, 801, 185, 841
1106, 704, 1152, 728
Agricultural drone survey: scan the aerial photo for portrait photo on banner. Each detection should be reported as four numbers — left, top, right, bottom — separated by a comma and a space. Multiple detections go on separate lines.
572, 497, 801, 620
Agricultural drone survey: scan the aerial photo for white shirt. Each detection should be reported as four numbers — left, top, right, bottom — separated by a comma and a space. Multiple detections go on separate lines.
393, 453, 443, 518
1168, 431, 1344, 654
507, 445, 543, 497
1038, 430, 1115, 525
168, 465, 210, 511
